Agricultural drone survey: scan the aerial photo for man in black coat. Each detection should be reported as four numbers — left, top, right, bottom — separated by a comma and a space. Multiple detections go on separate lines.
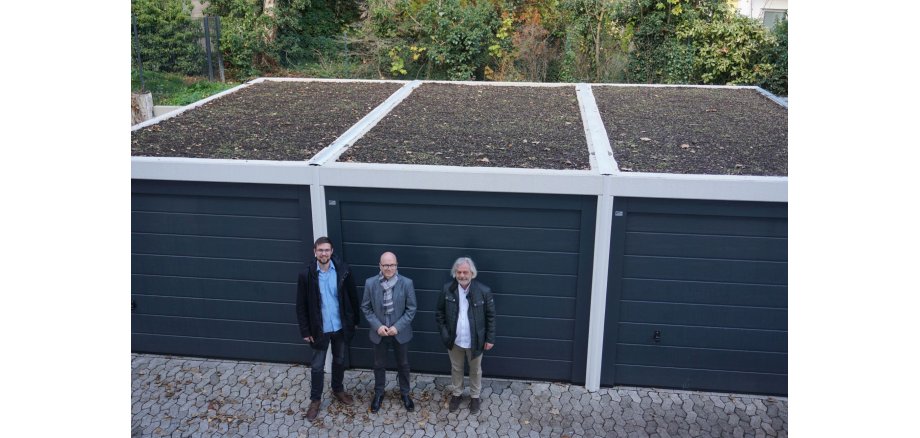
295, 237, 360, 421
435, 257, 496, 414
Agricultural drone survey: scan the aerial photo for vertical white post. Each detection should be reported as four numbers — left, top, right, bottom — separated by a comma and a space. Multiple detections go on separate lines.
585, 177, 614, 391
579, 82, 617, 392
310, 170, 328, 243
309, 169, 333, 373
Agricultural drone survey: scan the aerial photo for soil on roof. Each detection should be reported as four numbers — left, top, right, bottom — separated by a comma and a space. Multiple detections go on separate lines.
131, 81, 403, 160
592, 86, 787, 176
338, 83, 591, 170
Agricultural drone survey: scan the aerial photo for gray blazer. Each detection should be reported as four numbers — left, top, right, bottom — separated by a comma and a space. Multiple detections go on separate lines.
361, 274, 417, 345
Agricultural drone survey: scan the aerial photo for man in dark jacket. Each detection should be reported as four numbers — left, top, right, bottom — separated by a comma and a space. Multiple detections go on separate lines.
295, 237, 360, 421
435, 257, 496, 414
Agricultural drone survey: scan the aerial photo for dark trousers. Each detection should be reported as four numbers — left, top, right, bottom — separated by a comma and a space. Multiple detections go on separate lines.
310, 330, 346, 401
373, 337, 411, 396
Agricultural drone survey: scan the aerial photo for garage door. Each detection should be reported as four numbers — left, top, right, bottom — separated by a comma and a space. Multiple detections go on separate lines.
326, 187, 596, 382
602, 197, 787, 395
131, 180, 314, 363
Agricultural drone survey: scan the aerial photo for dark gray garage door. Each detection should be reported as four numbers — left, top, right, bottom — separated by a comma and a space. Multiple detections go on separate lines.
131, 180, 313, 363
602, 197, 787, 395
326, 187, 597, 383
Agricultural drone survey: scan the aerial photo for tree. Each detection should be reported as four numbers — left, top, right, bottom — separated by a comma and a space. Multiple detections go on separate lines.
559, 0, 629, 82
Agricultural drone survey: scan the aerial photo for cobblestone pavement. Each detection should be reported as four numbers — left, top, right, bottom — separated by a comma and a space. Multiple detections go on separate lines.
132, 354, 787, 437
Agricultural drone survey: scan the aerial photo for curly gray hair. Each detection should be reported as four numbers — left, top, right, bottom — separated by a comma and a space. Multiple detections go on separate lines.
450, 257, 478, 279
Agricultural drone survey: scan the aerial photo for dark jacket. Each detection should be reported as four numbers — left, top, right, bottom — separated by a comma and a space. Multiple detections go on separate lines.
435, 279, 496, 359
295, 255, 360, 350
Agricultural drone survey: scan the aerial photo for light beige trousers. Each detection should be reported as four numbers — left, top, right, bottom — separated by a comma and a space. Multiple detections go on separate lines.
448, 345, 483, 398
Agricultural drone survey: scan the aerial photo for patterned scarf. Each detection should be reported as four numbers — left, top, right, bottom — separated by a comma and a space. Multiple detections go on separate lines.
380, 272, 399, 316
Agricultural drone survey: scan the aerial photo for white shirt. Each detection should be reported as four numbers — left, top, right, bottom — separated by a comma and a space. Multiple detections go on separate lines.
455, 284, 472, 349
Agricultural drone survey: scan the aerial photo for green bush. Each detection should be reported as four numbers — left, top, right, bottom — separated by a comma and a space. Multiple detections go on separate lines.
275, 0, 361, 65
558, 0, 631, 83
760, 17, 787, 96
676, 7, 776, 86
364, 0, 503, 80
206, 0, 275, 78
613, 0, 781, 88
615, 0, 708, 83
132, 0, 204, 75
420, 0, 500, 80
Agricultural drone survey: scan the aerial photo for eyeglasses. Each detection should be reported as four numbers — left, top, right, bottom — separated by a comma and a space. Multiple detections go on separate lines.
380, 264, 397, 269
315, 249, 332, 253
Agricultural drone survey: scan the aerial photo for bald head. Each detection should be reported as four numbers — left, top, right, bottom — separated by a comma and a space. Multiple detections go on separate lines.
379, 252, 398, 279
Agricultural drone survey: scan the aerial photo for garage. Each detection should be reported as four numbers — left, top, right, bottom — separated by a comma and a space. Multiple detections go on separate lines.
325, 187, 597, 382
602, 197, 788, 395
131, 179, 314, 363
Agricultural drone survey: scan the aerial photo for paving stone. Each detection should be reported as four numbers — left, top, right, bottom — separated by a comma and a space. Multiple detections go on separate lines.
728, 414, 740, 426
133, 353, 787, 438
771, 417, 785, 432
762, 421, 776, 436
628, 390, 642, 404
745, 403, 758, 416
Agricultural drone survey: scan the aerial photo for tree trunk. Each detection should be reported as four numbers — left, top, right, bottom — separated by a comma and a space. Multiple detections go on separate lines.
263, 0, 277, 43
131, 92, 154, 125
255, 0, 279, 69
595, 10, 605, 82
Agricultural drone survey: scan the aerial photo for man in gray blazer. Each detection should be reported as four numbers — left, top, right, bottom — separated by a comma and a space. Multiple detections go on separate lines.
360, 251, 417, 413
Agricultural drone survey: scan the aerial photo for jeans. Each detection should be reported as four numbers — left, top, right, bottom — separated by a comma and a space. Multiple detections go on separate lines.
310, 330, 346, 401
373, 337, 411, 396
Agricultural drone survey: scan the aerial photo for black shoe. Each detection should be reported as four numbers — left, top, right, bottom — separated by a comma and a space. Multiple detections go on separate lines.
449, 395, 462, 412
401, 394, 415, 412
370, 393, 384, 413
470, 397, 480, 414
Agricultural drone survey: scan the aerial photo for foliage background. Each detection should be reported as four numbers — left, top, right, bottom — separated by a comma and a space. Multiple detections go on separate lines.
132, 0, 787, 95
132, 0, 205, 75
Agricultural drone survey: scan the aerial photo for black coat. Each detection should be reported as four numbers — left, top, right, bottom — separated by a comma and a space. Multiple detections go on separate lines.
435, 279, 496, 359
295, 255, 360, 350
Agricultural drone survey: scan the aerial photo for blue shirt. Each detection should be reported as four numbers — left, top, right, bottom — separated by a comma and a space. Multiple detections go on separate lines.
318, 261, 342, 333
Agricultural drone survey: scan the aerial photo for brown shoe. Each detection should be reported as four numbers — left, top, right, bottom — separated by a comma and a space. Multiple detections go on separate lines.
333, 391, 354, 405
305, 400, 321, 421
